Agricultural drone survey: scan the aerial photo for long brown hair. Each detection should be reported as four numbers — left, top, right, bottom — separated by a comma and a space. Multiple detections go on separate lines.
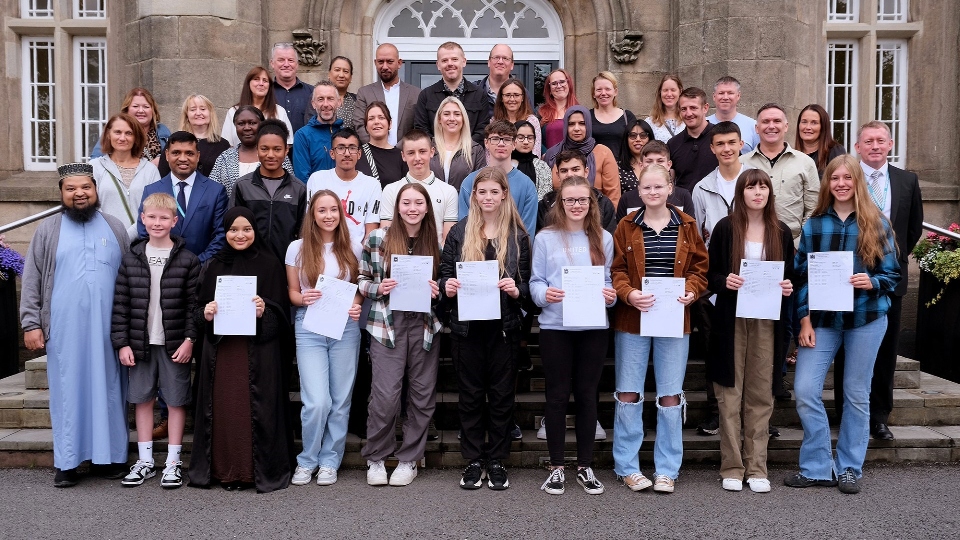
297, 190, 359, 284
538, 69, 580, 124
794, 104, 841, 172
815, 154, 892, 269
462, 167, 526, 275
237, 66, 278, 118
381, 183, 441, 278
546, 176, 605, 266
493, 79, 534, 123
729, 169, 784, 270
650, 74, 683, 126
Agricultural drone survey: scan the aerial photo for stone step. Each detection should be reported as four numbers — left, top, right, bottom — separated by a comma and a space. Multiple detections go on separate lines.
2, 425, 958, 469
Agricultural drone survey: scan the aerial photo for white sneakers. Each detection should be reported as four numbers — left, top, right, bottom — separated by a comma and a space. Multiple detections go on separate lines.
747, 477, 771, 493
291, 466, 316, 485
367, 460, 418, 486
292, 465, 337, 486
316, 467, 338, 486
367, 460, 388, 486
389, 461, 418, 486
722, 478, 743, 491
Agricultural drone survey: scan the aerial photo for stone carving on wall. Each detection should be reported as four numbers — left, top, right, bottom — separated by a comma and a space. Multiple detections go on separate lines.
610, 30, 644, 63
293, 31, 326, 66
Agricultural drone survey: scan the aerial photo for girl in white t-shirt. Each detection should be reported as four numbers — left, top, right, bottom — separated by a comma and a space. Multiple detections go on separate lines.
285, 189, 364, 487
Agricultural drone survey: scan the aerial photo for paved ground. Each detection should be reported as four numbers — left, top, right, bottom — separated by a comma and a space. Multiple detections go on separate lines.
1, 463, 958, 539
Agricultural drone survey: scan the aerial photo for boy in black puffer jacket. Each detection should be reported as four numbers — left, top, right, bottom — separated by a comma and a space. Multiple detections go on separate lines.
112, 192, 200, 489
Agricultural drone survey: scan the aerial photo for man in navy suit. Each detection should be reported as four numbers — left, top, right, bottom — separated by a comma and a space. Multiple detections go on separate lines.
138, 131, 228, 263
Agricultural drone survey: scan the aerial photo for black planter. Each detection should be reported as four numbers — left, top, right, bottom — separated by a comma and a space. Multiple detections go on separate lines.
916, 270, 960, 382
0, 277, 19, 378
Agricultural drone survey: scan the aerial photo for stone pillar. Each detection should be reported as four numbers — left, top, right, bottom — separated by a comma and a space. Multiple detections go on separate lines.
119, 0, 267, 127
674, 0, 819, 123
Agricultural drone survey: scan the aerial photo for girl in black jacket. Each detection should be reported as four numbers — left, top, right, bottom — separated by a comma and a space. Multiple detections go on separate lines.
705, 169, 794, 494
439, 166, 530, 491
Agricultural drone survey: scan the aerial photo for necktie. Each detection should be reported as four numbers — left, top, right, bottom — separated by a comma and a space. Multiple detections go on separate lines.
177, 181, 188, 216
869, 170, 884, 209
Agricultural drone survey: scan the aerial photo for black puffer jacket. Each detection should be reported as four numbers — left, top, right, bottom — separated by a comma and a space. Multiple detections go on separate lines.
439, 218, 531, 337
112, 236, 201, 361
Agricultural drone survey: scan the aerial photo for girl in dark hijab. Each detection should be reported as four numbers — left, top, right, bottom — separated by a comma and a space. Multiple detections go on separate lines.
512, 120, 553, 200
543, 105, 621, 207
188, 206, 293, 493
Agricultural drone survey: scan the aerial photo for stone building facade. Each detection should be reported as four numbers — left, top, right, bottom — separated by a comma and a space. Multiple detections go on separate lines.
1, 1, 958, 273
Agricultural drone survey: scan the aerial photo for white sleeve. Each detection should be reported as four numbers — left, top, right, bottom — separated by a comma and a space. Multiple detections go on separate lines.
366, 182, 383, 224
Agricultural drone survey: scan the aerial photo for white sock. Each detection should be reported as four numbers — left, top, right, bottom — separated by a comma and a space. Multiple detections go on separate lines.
167, 445, 182, 465
138, 441, 153, 464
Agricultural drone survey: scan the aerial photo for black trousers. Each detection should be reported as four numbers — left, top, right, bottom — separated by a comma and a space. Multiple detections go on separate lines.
834, 294, 902, 424
452, 321, 519, 461
539, 329, 608, 467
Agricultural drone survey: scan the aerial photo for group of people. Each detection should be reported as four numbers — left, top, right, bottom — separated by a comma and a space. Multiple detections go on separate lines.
18, 38, 923, 498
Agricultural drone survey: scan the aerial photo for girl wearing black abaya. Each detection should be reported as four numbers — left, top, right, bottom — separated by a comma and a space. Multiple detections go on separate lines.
188, 206, 293, 493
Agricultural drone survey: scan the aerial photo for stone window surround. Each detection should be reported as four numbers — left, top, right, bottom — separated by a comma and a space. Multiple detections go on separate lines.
7, 3, 109, 170
824, 0, 920, 168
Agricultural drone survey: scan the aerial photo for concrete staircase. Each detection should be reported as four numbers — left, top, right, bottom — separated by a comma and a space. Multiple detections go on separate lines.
4, 341, 960, 470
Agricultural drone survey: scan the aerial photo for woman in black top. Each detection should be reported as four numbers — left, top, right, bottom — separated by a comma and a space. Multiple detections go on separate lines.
355, 101, 408, 189
590, 71, 636, 158
795, 104, 846, 178
159, 94, 231, 178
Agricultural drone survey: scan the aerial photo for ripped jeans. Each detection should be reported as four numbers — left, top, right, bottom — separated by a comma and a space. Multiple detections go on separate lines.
613, 331, 689, 480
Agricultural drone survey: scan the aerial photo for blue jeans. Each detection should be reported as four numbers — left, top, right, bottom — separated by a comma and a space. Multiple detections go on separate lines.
794, 316, 887, 479
294, 308, 362, 470
613, 331, 689, 480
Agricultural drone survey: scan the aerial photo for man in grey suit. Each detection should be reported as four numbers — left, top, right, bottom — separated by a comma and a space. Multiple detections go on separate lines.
353, 43, 421, 145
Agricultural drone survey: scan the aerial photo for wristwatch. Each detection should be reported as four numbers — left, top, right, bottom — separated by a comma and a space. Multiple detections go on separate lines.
185, 337, 196, 343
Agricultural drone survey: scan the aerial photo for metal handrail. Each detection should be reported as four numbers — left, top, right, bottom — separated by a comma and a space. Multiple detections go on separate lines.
922, 222, 960, 242
0, 206, 62, 235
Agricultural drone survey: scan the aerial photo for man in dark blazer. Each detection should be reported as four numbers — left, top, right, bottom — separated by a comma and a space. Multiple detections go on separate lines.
413, 41, 491, 144
835, 120, 923, 440
353, 43, 420, 145
137, 131, 228, 263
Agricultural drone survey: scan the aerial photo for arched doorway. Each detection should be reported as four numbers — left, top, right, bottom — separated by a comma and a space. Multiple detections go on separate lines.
373, 0, 563, 105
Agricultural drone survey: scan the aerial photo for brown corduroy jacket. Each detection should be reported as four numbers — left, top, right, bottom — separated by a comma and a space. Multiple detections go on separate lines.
611, 205, 709, 335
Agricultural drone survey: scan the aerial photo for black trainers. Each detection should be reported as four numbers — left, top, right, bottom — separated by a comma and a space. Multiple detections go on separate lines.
53, 468, 79, 488
837, 468, 861, 494
540, 467, 565, 495
783, 472, 838, 488
697, 416, 720, 436
510, 424, 522, 440
121, 460, 156, 487
768, 425, 781, 438
460, 460, 484, 490
576, 467, 604, 495
486, 459, 509, 490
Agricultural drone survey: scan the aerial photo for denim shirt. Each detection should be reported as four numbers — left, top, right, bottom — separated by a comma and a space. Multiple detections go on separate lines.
794, 206, 901, 330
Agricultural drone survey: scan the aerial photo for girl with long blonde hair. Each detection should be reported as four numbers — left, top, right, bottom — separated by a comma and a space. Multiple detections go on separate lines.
157, 94, 230, 178
439, 166, 530, 491
431, 97, 485, 191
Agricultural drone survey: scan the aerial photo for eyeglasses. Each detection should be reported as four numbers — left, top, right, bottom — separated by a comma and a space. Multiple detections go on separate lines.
487, 136, 514, 145
561, 197, 590, 206
502, 93, 523, 100
514, 135, 535, 142
628, 132, 650, 141
548, 80, 568, 88
490, 55, 513, 63
333, 145, 360, 155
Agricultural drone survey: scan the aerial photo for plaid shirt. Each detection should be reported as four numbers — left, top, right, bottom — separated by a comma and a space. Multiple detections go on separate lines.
795, 207, 901, 330
358, 228, 443, 350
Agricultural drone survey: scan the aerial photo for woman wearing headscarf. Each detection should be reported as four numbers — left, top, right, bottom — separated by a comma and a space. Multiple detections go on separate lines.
188, 207, 293, 493
512, 120, 552, 200
544, 105, 621, 207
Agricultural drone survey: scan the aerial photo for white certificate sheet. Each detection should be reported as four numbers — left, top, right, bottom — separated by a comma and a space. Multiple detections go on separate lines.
561, 266, 606, 327
214, 275, 257, 336
456, 260, 500, 321
736, 260, 785, 320
640, 277, 685, 338
808, 251, 854, 312
389, 255, 433, 313
302, 275, 358, 340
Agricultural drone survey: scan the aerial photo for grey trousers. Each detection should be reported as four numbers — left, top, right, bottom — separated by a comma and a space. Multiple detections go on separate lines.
361, 312, 440, 462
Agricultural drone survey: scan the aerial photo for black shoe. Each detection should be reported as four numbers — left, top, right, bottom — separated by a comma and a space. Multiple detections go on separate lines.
516, 347, 533, 371
90, 463, 128, 479
768, 425, 780, 438
837, 468, 861, 494
54, 468, 79, 488
697, 416, 719, 436
486, 459, 509, 490
510, 424, 522, 440
783, 472, 838, 488
460, 460, 484, 490
427, 420, 439, 441
871, 423, 894, 440
774, 389, 792, 402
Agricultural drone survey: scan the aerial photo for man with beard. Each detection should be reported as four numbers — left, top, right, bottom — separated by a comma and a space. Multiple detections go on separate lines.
20, 163, 131, 487
353, 43, 421, 145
